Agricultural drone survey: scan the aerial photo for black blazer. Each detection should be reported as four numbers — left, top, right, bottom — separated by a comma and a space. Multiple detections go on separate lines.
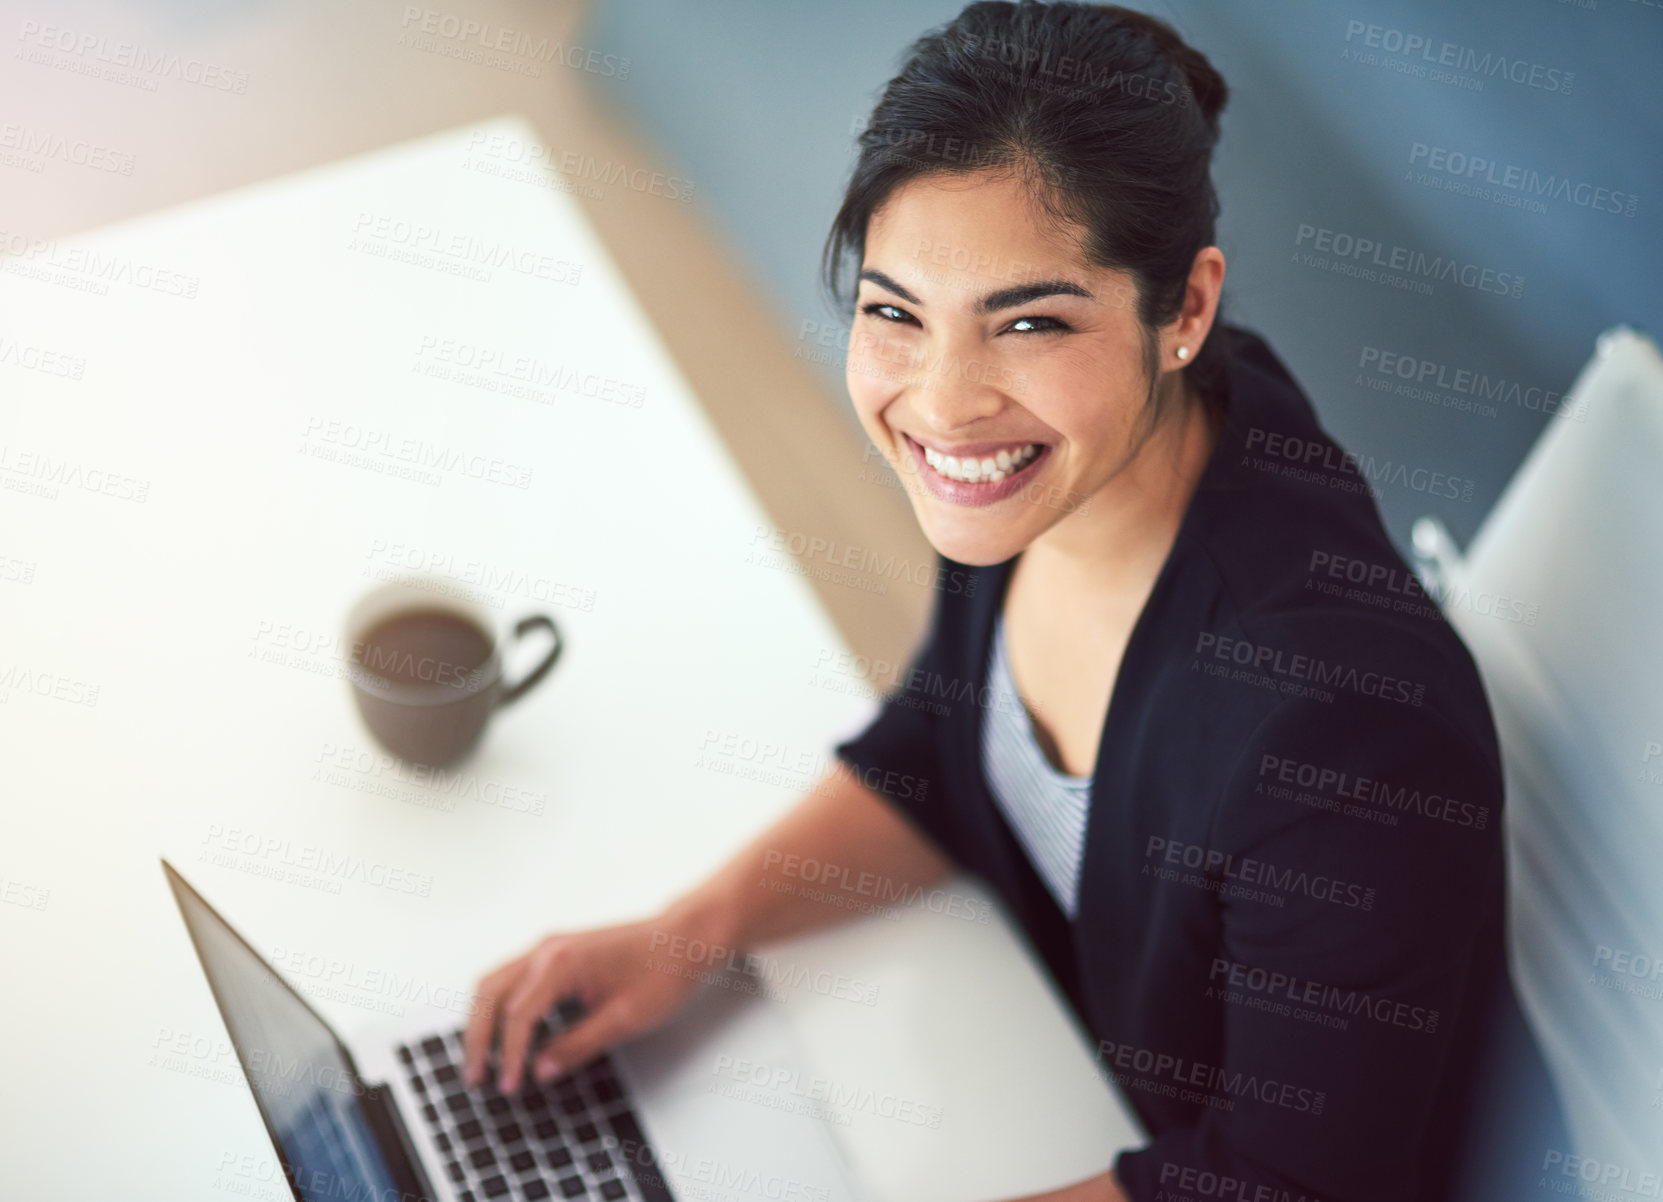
834, 324, 1558, 1202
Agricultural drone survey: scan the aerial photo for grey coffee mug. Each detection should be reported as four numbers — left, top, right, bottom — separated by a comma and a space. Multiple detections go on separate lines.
343, 578, 562, 768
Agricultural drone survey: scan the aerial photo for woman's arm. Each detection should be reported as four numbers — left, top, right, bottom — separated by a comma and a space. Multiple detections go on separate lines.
464, 757, 955, 1091
1003, 1167, 1130, 1202
665, 755, 957, 951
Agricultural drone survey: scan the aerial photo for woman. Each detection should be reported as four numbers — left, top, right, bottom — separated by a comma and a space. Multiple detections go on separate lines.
464, 5, 1563, 1199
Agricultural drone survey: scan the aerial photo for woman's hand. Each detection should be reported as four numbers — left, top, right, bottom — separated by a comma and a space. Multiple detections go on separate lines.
461, 914, 706, 1095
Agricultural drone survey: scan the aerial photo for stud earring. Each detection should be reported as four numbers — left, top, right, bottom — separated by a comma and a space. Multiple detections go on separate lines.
1175, 345, 1190, 361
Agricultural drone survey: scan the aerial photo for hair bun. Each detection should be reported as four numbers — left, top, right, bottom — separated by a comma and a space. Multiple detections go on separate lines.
1168, 42, 1228, 128
1087, 4, 1228, 129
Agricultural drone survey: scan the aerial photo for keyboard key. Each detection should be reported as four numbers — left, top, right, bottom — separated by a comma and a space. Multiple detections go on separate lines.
423, 1103, 440, 1125
497, 1121, 524, 1145
593, 1079, 621, 1104
606, 1110, 644, 1149
422, 1037, 448, 1057
560, 1176, 587, 1198
460, 1193, 476, 1202
397, 1045, 414, 1065
525, 1181, 551, 1201
446, 1161, 466, 1184
575, 1122, 600, 1144
434, 1064, 459, 1085
409, 1076, 427, 1095
458, 1118, 485, 1142
510, 1150, 537, 1173
588, 1151, 612, 1173
548, 1146, 573, 1169
524, 1090, 551, 1112
446, 1093, 473, 1115
561, 1095, 587, 1116
434, 1132, 451, 1154
535, 1119, 561, 1142
486, 1096, 512, 1116
470, 1147, 498, 1170
482, 1175, 510, 1199
600, 1180, 627, 1201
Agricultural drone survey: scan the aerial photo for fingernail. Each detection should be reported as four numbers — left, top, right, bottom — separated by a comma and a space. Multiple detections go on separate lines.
534, 1057, 561, 1083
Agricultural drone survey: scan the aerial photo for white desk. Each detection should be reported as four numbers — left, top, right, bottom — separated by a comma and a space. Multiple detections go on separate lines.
0, 115, 1139, 1201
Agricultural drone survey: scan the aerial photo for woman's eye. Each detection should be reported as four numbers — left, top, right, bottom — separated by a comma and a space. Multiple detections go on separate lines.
860, 302, 915, 325
1007, 315, 1069, 334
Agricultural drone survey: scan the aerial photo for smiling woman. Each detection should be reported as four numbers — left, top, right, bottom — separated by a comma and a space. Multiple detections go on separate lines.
464, 7, 1566, 1201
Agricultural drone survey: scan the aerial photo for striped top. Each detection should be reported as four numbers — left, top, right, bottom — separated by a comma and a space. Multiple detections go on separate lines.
980, 611, 1092, 919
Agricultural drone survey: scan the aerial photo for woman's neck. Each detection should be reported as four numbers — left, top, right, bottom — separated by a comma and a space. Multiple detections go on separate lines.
1019, 376, 1220, 607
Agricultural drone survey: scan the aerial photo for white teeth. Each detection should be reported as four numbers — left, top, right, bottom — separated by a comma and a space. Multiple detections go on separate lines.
919, 441, 1041, 484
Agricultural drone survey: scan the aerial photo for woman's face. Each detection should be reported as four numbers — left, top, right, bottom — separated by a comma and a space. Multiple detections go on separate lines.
849, 170, 1202, 567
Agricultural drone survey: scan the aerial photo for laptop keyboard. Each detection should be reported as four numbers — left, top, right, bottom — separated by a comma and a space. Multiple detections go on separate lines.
396, 997, 663, 1202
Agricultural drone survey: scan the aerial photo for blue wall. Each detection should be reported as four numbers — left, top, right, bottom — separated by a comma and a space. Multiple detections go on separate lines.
583, 0, 1661, 551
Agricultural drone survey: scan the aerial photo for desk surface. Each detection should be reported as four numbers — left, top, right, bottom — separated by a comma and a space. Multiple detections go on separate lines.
0, 114, 1139, 1201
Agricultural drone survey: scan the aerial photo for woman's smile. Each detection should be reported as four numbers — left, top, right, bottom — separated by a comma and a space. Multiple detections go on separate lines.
901, 432, 1053, 506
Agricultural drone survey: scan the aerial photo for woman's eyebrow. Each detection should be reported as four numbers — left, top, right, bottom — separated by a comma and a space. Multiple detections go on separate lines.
858, 267, 1094, 313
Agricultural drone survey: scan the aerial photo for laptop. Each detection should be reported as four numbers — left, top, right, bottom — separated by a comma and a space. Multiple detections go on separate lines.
161, 859, 870, 1202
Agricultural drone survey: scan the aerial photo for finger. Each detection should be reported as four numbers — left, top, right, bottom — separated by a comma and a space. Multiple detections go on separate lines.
531, 993, 648, 1083
496, 943, 573, 1094
462, 956, 525, 1089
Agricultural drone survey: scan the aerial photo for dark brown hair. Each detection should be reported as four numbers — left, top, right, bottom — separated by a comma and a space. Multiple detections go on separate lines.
823, 1, 1232, 420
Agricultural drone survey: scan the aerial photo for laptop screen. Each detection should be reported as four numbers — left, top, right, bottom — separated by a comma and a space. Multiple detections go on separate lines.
166, 864, 405, 1202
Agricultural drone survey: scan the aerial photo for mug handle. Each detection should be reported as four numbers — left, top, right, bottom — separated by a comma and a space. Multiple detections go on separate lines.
498, 614, 562, 707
